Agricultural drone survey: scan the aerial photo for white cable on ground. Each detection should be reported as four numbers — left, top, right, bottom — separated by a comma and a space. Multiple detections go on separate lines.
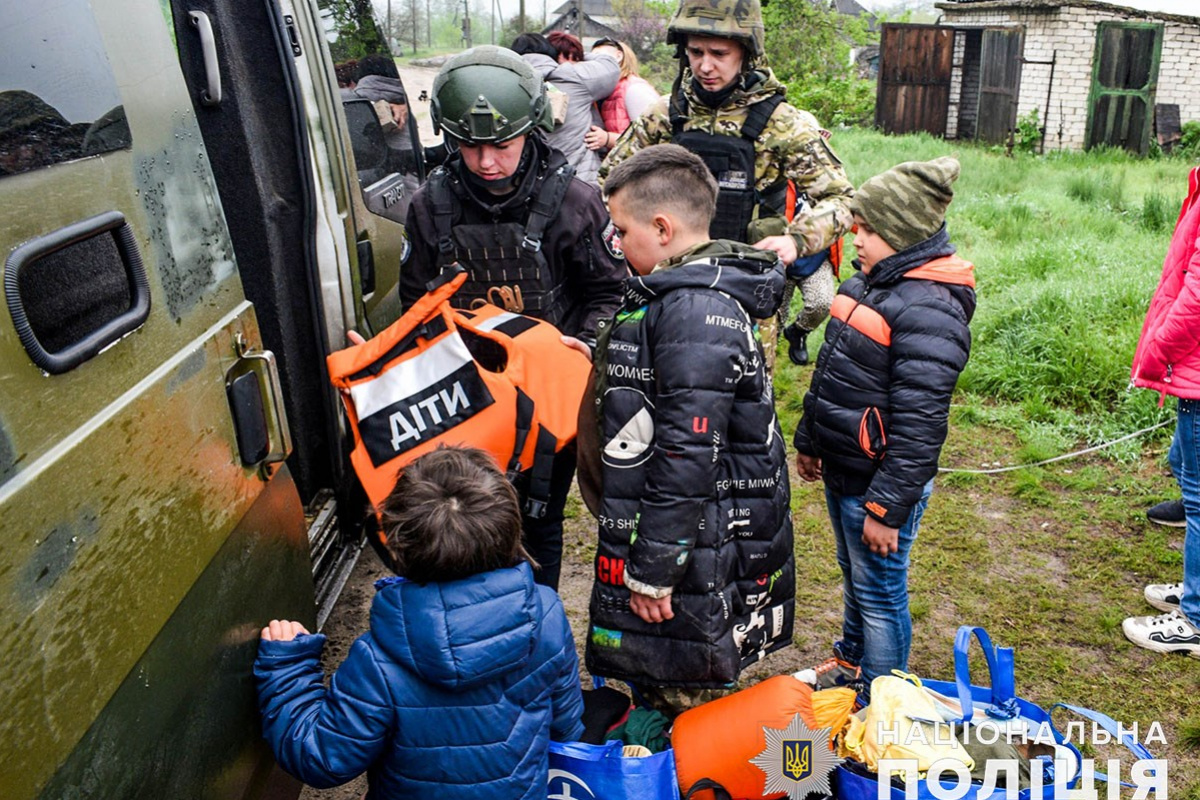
937, 418, 1173, 475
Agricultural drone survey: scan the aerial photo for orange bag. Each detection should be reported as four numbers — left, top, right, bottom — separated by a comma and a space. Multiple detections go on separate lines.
326, 270, 590, 513
671, 676, 816, 800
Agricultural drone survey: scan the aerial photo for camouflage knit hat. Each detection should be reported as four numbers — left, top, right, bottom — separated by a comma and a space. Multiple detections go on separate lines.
849, 156, 960, 251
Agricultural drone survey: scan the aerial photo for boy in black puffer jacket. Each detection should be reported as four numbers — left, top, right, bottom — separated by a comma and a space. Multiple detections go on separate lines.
581, 144, 795, 715
794, 157, 975, 695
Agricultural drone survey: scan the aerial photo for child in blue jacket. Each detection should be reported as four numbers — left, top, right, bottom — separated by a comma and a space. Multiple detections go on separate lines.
254, 446, 584, 799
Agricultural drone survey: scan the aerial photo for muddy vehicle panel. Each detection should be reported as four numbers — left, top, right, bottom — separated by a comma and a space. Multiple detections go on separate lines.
0, 0, 418, 796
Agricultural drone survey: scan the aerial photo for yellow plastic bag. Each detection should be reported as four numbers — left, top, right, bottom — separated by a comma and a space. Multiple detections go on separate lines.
849, 674, 974, 781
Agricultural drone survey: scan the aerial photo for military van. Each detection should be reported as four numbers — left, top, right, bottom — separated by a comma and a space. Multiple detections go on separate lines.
0, 0, 425, 796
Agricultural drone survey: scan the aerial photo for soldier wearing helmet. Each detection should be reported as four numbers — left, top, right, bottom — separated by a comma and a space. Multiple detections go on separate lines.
599, 0, 855, 371
400, 46, 626, 590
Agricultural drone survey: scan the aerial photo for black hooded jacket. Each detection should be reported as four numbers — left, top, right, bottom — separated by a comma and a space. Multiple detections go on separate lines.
793, 226, 976, 528
585, 241, 795, 688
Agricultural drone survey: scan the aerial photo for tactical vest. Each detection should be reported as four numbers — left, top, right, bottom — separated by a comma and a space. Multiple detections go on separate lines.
670, 91, 786, 242
327, 269, 590, 520
428, 159, 575, 327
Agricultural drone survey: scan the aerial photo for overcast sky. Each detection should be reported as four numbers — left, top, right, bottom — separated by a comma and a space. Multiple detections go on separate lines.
483, 0, 1198, 20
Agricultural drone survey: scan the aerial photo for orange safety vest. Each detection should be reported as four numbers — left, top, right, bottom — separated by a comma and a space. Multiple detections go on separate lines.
326, 269, 590, 514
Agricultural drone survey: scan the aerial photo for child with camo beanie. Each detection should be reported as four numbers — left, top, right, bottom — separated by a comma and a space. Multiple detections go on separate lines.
793, 156, 977, 697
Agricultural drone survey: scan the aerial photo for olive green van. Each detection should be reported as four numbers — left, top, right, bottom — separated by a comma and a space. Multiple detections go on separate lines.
0, 0, 421, 796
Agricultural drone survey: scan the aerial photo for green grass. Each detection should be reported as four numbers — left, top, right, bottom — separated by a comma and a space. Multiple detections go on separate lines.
764, 128, 1198, 792
804, 128, 1186, 458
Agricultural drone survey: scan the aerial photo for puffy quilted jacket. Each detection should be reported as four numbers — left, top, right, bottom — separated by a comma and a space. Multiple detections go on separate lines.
254, 562, 583, 799
793, 226, 976, 528
1132, 167, 1200, 399
585, 240, 795, 688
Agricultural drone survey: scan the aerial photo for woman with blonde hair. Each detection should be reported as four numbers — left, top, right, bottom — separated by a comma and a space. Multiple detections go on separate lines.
585, 38, 660, 152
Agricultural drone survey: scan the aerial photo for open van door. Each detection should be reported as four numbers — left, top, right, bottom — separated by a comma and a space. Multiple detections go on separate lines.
0, 0, 415, 796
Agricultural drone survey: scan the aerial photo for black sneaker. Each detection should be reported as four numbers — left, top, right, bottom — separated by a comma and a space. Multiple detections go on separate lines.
1146, 499, 1186, 527
782, 323, 809, 366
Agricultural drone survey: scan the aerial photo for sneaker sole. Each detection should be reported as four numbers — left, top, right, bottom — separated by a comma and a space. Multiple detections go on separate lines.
1123, 627, 1200, 659
1147, 517, 1187, 528
1146, 597, 1182, 613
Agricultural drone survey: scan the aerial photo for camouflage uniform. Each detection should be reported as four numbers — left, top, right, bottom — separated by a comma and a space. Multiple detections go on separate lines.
599, 70, 853, 371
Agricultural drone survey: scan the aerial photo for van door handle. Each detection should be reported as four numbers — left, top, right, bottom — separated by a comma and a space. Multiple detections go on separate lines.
225, 334, 292, 471
189, 11, 222, 106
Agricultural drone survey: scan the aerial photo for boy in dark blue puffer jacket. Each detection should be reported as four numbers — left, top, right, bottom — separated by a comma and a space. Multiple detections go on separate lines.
794, 157, 975, 695
254, 446, 584, 799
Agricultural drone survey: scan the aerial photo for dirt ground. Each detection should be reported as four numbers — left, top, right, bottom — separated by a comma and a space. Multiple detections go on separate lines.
396, 64, 442, 148
298, 438, 1198, 799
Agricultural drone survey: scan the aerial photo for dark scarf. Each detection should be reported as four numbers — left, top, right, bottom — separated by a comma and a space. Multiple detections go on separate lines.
690, 76, 738, 109
457, 137, 537, 203
451, 137, 542, 212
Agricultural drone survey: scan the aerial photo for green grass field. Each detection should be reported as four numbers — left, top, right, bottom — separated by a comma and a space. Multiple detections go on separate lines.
770, 129, 1198, 794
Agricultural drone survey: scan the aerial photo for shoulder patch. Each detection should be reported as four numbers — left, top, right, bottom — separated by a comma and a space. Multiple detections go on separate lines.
603, 220, 625, 260
400, 235, 412, 266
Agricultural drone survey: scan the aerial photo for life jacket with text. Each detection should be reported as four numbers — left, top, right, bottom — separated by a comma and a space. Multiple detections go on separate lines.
427, 155, 575, 327
327, 269, 591, 518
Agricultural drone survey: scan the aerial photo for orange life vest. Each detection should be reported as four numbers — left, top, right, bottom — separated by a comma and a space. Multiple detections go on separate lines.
326, 269, 591, 514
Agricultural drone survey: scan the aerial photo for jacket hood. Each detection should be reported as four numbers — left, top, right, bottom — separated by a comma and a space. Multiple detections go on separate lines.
368, 562, 541, 690
521, 53, 558, 78
624, 240, 785, 319
680, 66, 785, 112
861, 225, 976, 319
354, 74, 408, 104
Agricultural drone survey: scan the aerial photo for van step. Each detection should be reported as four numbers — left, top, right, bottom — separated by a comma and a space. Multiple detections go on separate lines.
305, 491, 364, 630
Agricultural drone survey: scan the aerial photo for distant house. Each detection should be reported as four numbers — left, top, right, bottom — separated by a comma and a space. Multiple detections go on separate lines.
832, 0, 879, 32
828, 0, 882, 78
874, 0, 1200, 153
542, 0, 621, 41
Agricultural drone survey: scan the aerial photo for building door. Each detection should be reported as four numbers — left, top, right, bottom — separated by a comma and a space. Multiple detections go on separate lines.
976, 28, 1025, 143
875, 24, 955, 136
1086, 21, 1163, 154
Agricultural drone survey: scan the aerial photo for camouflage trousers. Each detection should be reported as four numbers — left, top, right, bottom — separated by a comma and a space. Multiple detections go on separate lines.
633, 684, 736, 720
780, 261, 836, 333
758, 260, 835, 374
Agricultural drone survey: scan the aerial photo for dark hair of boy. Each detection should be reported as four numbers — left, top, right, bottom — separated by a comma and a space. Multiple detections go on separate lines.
510, 32, 559, 60
547, 31, 584, 62
355, 53, 401, 81
604, 143, 717, 232
379, 446, 530, 583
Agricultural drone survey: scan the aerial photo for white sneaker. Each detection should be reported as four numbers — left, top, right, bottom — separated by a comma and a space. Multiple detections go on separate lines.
1144, 582, 1183, 613
1122, 610, 1200, 658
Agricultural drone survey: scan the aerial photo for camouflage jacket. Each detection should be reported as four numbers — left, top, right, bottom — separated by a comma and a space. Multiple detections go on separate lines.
599, 68, 854, 258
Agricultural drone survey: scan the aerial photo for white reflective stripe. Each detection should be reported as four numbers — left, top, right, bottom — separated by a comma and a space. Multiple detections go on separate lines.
350, 333, 475, 418
474, 311, 521, 332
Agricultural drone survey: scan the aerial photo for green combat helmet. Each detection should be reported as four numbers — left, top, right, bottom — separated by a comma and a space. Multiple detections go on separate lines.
431, 46, 553, 144
666, 0, 766, 61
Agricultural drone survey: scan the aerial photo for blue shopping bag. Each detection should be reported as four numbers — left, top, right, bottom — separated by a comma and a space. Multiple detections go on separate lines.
835, 626, 1153, 800
548, 740, 680, 800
